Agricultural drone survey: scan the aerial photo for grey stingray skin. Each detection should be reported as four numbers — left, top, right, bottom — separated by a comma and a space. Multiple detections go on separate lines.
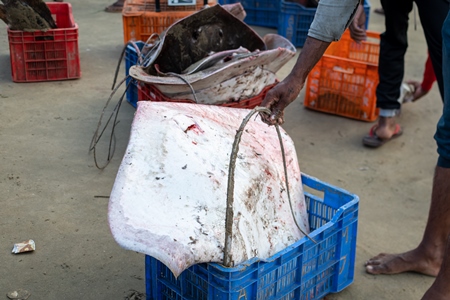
142, 4, 266, 76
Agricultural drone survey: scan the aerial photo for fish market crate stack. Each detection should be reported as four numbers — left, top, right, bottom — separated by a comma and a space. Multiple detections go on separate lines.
122, 0, 217, 44
218, 0, 280, 28
145, 173, 359, 300
278, 0, 371, 48
7, 2, 81, 82
304, 30, 380, 122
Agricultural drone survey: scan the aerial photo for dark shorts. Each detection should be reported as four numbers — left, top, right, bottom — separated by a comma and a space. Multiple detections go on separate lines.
435, 10, 450, 168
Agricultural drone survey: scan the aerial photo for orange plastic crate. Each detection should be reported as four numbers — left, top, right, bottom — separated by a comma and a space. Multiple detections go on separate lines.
137, 82, 277, 109
7, 2, 80, 82
304, 30, 380, 122
122, 0, 216, 44
123, 0, 212, 12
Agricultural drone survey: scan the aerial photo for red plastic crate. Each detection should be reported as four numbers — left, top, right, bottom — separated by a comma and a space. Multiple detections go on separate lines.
304, 30, 380, 122
137, 82, 277, 109
7, 2, 81, 82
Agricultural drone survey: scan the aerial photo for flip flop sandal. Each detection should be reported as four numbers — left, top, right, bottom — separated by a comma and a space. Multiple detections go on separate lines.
362, 124, 403, 148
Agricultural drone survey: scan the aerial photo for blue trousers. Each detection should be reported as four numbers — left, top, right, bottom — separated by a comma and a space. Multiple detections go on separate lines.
436, 11, 450, 168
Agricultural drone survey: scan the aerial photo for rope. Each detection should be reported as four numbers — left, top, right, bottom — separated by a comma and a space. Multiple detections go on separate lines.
154, 64, 199, 103
90, 38, 144, 170
90, 35, 195, 170
274, 124, 317, 244
89, 78, 130, 170
111, 43, 129, 91
223, 107, 316, 267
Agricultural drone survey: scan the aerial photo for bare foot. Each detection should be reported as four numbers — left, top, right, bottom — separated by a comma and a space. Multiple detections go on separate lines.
362, 116, 403, 147
365, 248, 441, 276
373, 116, 400, 140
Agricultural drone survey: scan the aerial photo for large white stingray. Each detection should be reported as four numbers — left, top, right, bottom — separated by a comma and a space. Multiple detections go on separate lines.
108, 102, 309, 277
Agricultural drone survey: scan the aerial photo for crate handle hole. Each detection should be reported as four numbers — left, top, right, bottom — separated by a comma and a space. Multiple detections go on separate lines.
303, 186, 324, 200
35, 36, 54, 41
332, 66, 354, 74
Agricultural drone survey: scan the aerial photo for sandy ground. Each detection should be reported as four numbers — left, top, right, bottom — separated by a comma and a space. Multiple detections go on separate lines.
0, 0, 442, 299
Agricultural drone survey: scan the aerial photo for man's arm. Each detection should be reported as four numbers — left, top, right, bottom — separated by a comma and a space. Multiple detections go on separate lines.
349, 2, 367, 42
260, 0, 360, 125
260, 37, 330, 125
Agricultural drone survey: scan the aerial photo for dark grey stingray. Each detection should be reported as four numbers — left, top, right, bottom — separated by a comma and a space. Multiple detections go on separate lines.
143, 4, 266, 76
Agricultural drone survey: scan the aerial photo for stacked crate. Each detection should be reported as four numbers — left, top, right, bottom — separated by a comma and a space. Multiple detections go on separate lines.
122, 0, 216, 107
122, 0, 217, 44
304, 29, 380, 121
7, 2, 81, 82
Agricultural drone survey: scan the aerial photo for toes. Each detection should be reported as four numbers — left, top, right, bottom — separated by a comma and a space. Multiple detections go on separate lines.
366, 264, 383, 274
365, 254, 396, 274
365, 260, 390, 274
365, 259, 381, 266
364, 253, 388, 266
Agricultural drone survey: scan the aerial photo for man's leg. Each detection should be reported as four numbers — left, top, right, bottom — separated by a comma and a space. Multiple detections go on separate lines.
365, 166, 450, 275
362, 0, 412, 146
366, 8, 450, 277
363, 0, 448, 147
421, 8, 450, 299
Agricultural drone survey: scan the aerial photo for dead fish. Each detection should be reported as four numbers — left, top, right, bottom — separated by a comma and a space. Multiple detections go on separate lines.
182, 47, 250, 75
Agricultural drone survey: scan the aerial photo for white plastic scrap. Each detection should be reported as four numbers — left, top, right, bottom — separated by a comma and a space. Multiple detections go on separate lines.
108, 101, 310, 277
6, 289, 31, 300
12, 239, 35, 254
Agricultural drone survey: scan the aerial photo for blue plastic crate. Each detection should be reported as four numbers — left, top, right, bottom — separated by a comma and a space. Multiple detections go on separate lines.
218, 0, 280, 28
125, 41, 145, 108
145, 173, 359, 300
278, 0, 371, 48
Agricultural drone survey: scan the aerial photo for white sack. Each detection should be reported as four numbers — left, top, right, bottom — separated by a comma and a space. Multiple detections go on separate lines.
108, 101, 309, 277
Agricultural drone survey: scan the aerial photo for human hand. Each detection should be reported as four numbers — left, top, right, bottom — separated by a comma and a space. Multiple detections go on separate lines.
349, 4, 367, 43
259, 76, 304, 125
405, 80, 428, 102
